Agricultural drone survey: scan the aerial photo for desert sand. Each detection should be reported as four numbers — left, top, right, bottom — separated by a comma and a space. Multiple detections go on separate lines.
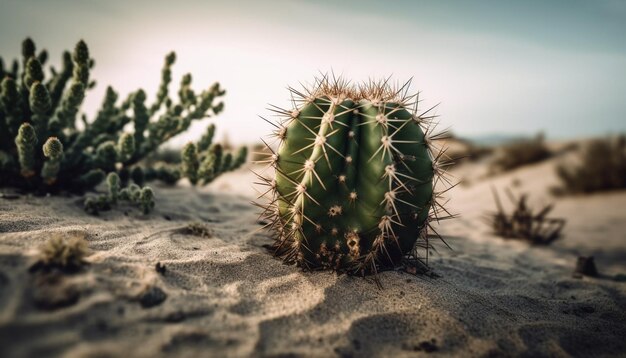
1, 154, 625, 357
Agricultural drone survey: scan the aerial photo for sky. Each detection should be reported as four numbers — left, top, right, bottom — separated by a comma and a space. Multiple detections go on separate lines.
1, 0, 625, 146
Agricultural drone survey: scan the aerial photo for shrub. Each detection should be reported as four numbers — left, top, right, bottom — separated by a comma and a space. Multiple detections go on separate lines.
555, 135, 626, 194
490, 133, 550, 173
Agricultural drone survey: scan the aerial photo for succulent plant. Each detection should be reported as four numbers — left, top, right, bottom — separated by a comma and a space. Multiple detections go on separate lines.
179, 132, 248, 186
0, 38, 246, 195
84, 172, 155, 215
257, 77, 453, 276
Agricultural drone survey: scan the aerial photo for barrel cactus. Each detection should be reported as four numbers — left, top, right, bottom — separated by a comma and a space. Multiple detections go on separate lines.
257, 77, 452, 275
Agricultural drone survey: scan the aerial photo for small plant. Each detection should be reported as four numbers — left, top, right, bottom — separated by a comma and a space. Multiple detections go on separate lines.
490, 133, 551, 173
256, 76, 453, 276
32, 232, 90, 272
0, 38, 246, 194
139, 125, 248, 186
179, 139, 247, 186
183, 222, 212, 238
555, 135, 626, 194
488, 187, 565, 245
84, 172, 155, 215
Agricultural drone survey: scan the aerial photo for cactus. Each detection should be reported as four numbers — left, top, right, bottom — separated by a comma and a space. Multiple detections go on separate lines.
41, 137, 63, 184
0, 38, 245, 195
84, 172, 154, 215
257, 77, 453, 276
147, 123, 246, 186
14, 122, 37, 178
178, 140, 247, 186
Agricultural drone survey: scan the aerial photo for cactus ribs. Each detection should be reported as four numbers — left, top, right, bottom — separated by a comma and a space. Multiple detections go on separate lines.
256, 76, 455, 276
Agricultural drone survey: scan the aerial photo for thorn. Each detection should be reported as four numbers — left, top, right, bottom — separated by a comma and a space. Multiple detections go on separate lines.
314, 134, 326, 147
303, 159, 315, 172
328, 205, 343, 217
376, 113, 387, 126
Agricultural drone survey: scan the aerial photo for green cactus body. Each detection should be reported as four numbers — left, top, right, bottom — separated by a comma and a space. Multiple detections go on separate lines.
42, 137, 63, 184
15, 123, 38, 178
261, 78, 447, 274
181, 142, 200, 185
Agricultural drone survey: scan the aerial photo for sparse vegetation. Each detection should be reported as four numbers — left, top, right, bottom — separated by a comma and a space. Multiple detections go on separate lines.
84, 172, 155, 215
32, 232, 90, 272
555, 135, 626, 194
488, 187, 565, 245
183, 222, 212, 238
490, 133, 551, 174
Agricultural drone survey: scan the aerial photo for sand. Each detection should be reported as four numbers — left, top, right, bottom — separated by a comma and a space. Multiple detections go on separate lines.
1, 156, 625, 358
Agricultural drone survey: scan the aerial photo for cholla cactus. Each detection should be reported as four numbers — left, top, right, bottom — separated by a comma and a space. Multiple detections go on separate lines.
256, 76, 453, 276
84, 172, 154, 215
0, 38, 244, 194
179, 126, 247, 186
41, 137, 63, 184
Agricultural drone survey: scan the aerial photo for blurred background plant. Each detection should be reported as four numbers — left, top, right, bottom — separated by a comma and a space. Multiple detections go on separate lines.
487, 187, 566, 245
0, 38, 247, 200
554, 135, 626, 194
489, 133, 551, 174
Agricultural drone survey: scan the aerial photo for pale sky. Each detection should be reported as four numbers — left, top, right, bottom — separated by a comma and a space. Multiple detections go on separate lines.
1, 0, 625, 145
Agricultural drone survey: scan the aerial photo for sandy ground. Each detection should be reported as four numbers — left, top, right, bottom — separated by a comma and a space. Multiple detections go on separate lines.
0, 157, 625, 358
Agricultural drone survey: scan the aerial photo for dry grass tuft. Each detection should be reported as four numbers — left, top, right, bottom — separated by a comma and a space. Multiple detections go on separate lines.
32, 232, 90, 272
184, 222, 212, 238
555, 135, 626, 194
487, 188, 565, 245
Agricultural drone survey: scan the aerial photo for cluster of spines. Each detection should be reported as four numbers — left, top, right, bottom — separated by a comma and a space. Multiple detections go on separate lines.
0, 38, 242, 194
255, 75, 456, 276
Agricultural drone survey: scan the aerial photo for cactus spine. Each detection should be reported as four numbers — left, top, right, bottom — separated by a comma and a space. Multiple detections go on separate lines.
258, 77, 452, 275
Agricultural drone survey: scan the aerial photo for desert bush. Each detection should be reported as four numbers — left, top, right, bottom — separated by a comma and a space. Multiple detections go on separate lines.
490, 133, 551, 173
488, 187, 565, 245
555, 135, 626, 194
0, 38, 246, 195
